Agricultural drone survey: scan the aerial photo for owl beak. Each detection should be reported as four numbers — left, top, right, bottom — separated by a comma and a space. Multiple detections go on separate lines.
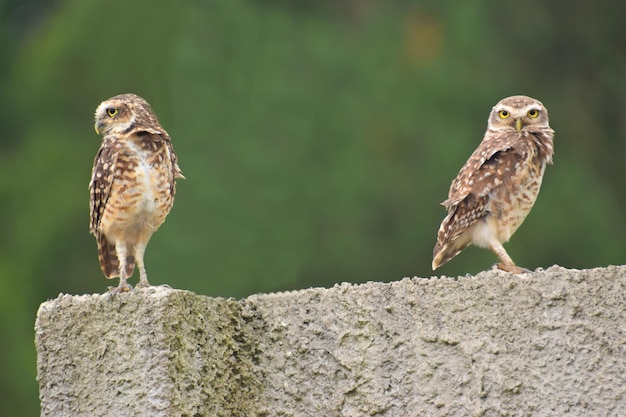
515, 118, 523, 131
94, 121, 103, 135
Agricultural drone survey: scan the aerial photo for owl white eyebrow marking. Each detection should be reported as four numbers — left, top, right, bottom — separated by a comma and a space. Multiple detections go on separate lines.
521, 105, 541, 113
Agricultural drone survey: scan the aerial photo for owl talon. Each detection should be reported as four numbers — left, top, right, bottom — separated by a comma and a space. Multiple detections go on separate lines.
107, 282, 133, 294
135, 282, 172, 290
496, 263, 531, 274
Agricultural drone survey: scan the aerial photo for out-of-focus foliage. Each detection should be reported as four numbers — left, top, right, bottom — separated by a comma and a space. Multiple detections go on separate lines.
1, 0, 625, 414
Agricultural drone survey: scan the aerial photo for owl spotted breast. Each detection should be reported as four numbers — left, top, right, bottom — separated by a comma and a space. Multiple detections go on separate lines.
432, 95, 554, 274
89, 93, 185, 293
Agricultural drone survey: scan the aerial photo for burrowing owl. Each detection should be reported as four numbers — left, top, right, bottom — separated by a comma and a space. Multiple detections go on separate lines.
432, 95, 554, 274
89, 93, 184, 293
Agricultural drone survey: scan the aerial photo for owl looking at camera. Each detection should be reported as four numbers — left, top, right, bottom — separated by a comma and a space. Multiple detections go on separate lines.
432, 95, 554, 274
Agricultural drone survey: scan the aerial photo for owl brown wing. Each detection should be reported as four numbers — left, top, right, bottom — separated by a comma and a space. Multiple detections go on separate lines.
134, 127, 184, 181
438, 149, 526, 245
442, 131, 528, 209
158, 131, 185, 180
89, 138, 117, 235
436, 132, 532, 251
169, 142, 185, 180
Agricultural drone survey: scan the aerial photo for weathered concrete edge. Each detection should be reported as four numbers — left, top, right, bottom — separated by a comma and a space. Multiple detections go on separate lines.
35, 264, 626, 416
35, 288, 259, 416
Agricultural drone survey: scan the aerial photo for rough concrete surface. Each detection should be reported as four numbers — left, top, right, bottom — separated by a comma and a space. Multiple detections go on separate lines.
36, 265, 626, 416
36, 289, 258, 417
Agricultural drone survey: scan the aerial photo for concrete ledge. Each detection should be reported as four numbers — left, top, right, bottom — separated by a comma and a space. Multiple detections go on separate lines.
36, 289, 257, 417
36, 265, 626, 416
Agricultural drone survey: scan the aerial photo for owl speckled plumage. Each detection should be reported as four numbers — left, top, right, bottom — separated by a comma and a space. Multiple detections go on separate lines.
89, 93, 184, 293
432, 95, 554, 274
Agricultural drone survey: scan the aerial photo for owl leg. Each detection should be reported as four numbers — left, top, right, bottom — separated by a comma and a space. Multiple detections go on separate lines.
134, 242, 151, 288
109, 241, 133, 294
488, 240, 531, 274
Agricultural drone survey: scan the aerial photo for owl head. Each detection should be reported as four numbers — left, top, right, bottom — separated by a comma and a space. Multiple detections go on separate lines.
487, 95, 550, 133
94, 93, 160, 136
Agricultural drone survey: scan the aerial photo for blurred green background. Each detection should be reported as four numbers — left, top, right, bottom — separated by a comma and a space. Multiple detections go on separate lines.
1, 0, 625, 414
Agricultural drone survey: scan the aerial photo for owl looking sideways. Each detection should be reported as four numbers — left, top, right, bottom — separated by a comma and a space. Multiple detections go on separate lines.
89, 94, 184, 293
432, 95, 554, 274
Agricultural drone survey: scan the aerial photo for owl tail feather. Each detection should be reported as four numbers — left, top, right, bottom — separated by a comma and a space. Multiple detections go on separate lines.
96, 234, 135, 278
432, 239, 470, 271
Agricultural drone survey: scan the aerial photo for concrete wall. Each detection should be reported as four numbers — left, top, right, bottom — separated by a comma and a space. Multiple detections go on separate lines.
36, 265, 626, 416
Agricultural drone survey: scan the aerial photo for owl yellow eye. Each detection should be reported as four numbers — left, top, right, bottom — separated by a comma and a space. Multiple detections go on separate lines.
498, 110, 510, 119
527, 109, 539, 118
107, 108, 118, 117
